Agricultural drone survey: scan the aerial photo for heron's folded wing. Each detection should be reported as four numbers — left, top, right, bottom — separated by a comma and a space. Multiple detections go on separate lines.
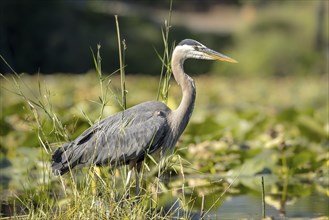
76, 109, 169, 166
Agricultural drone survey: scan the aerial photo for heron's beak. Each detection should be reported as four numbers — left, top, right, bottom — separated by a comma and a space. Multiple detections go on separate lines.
203, 48, 238, 63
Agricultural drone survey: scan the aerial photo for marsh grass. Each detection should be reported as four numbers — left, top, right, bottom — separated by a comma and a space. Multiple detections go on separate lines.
156, 0, 174, 104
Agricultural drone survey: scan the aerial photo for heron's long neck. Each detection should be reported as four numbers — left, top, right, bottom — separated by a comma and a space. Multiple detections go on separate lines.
171, 54, 196, 135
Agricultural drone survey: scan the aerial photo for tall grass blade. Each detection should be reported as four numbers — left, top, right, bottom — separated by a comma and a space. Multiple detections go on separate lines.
115, 15, 127, 110
156, 0, 173, 104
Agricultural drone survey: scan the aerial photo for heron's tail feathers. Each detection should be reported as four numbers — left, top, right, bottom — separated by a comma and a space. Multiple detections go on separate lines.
51, 143, 73, 176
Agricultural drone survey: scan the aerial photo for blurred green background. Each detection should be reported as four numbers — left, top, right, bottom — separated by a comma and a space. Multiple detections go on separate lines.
0, 0, 328, 218
1, 0, 327, 76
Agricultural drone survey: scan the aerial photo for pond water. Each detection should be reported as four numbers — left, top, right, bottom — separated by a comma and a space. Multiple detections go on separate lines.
163, 191, 328, 219
160, 174, 328, 219
215, 192, 328, 219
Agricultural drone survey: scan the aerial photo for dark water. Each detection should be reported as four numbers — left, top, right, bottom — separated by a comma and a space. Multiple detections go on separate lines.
163, 191, 328, 219
215, 193, 328, 219
161, 174, 329, 219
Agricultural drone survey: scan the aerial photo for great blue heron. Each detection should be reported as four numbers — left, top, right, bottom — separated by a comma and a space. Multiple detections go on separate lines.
51, 39, 237, 193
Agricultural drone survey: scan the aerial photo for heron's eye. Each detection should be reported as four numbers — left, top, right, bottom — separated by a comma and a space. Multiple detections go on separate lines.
155, 111, 165, 117
193, 45, 203, 51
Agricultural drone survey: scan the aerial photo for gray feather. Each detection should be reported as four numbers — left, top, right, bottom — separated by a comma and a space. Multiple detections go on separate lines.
51, 101, 171, 175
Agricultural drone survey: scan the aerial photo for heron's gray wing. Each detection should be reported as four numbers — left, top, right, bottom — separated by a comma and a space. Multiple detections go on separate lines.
91, 109, 169, 166
53, 102, 170, 174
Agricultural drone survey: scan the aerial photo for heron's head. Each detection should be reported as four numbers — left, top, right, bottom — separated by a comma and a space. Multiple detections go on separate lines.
174, 39, 237, 63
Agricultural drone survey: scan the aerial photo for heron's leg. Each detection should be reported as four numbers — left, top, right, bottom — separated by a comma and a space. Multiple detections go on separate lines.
135, 162, 143, 196
135, 169, 140, 196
